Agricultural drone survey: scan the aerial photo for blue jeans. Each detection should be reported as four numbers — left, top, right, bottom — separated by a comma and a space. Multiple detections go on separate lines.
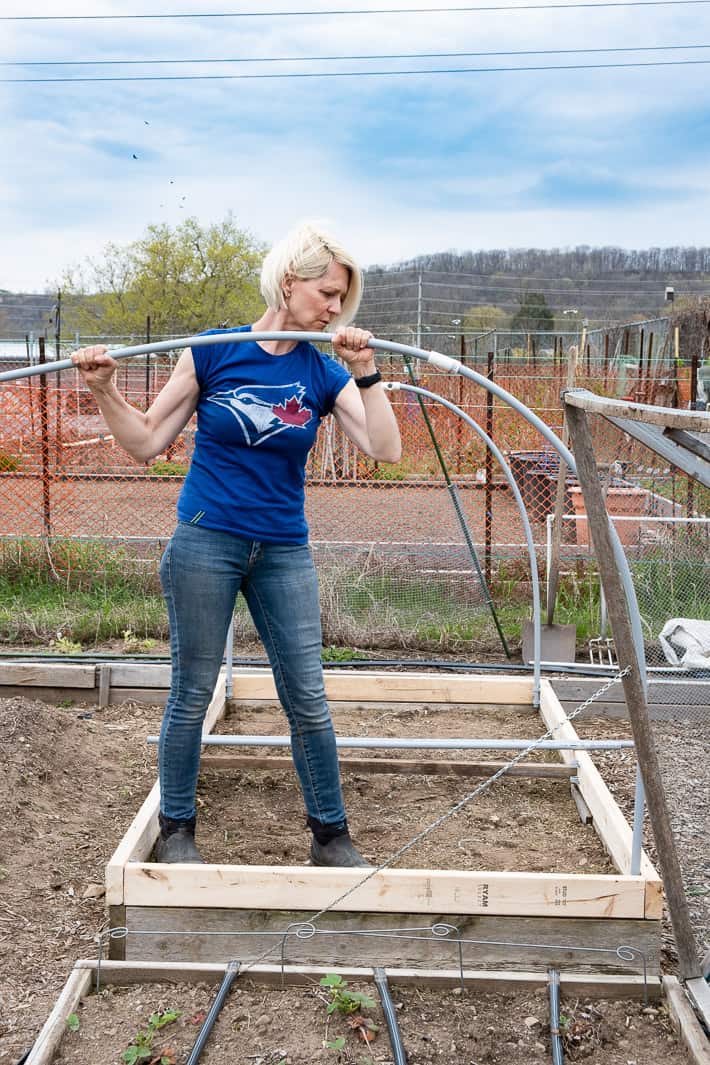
158, 522, 346, 830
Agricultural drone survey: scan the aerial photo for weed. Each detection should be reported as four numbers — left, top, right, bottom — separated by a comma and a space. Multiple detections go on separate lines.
122, 627, 157, 654
0, 452, 20, 472
49, 633, 83, 655
320, 974, 376, 1016
149, 460, 188, 477
66, 1013, 80, 1033
321, 645, 361, 662
121, 1008, 181, 1065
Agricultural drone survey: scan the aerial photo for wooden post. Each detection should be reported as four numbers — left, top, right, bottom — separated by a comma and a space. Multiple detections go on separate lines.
565, 402, 701, 981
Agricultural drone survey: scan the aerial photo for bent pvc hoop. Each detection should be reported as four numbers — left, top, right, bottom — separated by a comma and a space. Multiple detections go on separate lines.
0, 329, 646, 684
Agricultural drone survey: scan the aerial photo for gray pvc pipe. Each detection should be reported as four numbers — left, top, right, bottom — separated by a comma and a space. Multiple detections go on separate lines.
147, 734, 634, 750
388, 381, 542, 705
0, 329, 647, 691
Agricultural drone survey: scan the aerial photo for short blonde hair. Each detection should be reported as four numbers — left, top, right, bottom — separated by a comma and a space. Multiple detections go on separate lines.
260, 221, 363, 327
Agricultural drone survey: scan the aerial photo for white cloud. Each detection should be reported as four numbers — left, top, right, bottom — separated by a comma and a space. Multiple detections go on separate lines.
2, 0, 710, 291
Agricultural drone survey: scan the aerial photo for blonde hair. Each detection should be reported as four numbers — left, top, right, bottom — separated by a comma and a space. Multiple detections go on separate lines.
260, 221, 363, 326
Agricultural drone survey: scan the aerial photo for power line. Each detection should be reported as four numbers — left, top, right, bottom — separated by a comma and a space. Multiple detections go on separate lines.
2, 0, 709, 18
5, 57, 710, 82
4, 43, 709, 66
368, 269, 710, 284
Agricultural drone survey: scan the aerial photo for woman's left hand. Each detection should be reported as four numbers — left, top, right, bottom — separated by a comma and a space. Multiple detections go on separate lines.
332, 326, 376, 372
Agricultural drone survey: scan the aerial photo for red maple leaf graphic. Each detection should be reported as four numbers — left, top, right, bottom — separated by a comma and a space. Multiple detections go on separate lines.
273, 395, 312, 427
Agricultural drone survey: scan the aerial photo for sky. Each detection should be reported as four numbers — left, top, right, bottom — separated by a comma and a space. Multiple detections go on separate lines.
2, 0, 710, 292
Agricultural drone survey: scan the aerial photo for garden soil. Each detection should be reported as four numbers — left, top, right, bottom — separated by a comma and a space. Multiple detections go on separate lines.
0, 683, 706, 1064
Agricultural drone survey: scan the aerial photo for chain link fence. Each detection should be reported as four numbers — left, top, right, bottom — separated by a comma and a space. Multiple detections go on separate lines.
0, 327, 707, 663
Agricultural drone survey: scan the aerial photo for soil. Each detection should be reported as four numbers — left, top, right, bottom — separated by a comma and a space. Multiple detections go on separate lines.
52, 979, 690, 1065
0, 684, 706, 1064
201, 702, 613, 873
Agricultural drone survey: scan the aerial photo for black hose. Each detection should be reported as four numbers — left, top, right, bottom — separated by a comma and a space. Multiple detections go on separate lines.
373, 967, 408, 1065
185, 960, 240, 1064
548, 967, 565, 1065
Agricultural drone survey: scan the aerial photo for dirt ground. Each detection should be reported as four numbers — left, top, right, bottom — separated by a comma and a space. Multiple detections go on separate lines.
0, 683, 706, 1064
52, 979, 690, 1065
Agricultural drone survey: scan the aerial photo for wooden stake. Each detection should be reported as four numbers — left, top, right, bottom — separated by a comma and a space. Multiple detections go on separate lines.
565, 402, 701, 980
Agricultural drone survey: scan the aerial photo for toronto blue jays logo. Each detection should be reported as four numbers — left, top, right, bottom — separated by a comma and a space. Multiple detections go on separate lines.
206, 384, 313, 446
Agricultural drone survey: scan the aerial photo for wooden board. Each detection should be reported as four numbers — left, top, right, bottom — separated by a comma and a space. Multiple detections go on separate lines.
564, 387, 710, 431
112, 907, 661, 974
0, 661, 96, 687
24, 964, 93, 1065
121, 862, 649, 918
105, 673, 227, 904
199, 753, 576, 780
228, 670, 534, 705
538, 679, 662, 913
663, 976, 710, 1065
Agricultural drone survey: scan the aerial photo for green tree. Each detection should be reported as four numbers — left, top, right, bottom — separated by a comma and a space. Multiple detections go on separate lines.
510, 290, 554, 333
462, 304, 508, 332
59, 215, 266, 337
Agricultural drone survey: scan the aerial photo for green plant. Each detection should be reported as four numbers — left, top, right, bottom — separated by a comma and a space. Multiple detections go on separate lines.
50, 633, 83, 655
321, 645, 361, 662
121, 1009, 181, 1065
122, 627, 157, 653
324, 1036, 346, 1051
0, 451, 19, 472
66, 1012, 80, 1033
148, 460, 188, 477
320, 974, 375, 1016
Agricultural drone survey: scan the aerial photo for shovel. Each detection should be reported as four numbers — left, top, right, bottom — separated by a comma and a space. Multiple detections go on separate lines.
522, 340, 583, 666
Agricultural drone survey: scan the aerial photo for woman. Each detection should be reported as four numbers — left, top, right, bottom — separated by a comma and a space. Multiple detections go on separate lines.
71, 222, 401, 867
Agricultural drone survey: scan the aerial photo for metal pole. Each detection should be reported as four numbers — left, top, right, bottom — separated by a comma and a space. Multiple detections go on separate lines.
38, 337, 51, 537
225, 616, 234, 698
485, 350, 494, 586
402, 353, 510, 658
153, 734, 634, 751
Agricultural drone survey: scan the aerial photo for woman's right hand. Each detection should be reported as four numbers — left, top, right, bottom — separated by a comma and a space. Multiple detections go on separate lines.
71, 345, 118, 390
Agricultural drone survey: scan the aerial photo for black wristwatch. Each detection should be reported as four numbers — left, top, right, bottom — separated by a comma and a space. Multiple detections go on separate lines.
354, 369, 382, 389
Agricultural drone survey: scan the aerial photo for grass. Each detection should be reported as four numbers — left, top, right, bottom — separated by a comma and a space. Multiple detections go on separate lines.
1, 537, 705, 654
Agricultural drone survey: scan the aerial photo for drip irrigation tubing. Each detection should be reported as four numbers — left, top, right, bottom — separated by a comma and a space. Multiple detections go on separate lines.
548, 967, 565, 1065
185, 960, 240, 1064
373, 967, 408, 1065
0, 651, 622, 676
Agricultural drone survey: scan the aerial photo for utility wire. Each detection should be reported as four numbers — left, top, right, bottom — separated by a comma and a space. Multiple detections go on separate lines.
5, 57, 710, 82
3, 43, 709, 66
2, 0, 710, 18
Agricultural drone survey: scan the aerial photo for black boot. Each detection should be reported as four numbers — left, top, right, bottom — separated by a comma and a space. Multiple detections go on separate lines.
153, 814, 205, 864
310, 833, 370, 867
307, 817, 370, 867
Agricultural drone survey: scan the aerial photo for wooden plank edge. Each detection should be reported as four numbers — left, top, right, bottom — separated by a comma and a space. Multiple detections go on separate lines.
25, 964, 93, 1065
199, 753, 575, 779
122, 864, 650, 918
0, 661, 96, 687
662, 976, 710, 1065
76, 958, 659, 999
685, 978, 710, 1039
539, 679, 660, 889
564, 388, 710, 432
106, 674, 227, 903
232, 669, 534, 705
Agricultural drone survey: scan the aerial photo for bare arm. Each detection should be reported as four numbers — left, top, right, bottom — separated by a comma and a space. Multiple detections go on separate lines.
71, 346, 200, 463
331, 327, 401, 463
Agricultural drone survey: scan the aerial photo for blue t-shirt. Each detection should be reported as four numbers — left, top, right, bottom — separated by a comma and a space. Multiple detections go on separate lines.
177, 327, 351, 544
